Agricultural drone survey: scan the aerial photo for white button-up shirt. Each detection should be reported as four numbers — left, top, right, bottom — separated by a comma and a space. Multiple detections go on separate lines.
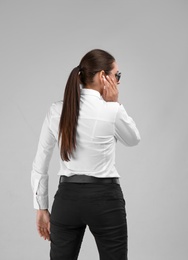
31, 88, 141, 209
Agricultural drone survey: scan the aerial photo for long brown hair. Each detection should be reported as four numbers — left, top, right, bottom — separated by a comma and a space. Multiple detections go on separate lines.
58, 49, 115, 161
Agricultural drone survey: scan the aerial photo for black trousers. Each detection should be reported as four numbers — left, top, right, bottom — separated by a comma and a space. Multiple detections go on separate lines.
50, 182, 128, 260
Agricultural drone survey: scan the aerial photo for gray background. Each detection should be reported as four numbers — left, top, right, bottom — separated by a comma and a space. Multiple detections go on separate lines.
0, 0, 187, 259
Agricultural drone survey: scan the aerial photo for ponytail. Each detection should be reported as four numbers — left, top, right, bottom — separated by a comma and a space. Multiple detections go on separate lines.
58, 66, 80, 161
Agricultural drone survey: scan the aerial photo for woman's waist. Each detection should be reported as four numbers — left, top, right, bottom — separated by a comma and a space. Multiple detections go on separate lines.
57, 163, 120, 178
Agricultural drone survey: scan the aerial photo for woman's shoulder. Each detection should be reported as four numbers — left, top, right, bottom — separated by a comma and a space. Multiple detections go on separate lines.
49, 100, 63, 117
103, 100, 120, 114
98, 100, 120, 122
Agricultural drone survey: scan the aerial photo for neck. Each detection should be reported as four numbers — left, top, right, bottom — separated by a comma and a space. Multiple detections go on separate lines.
84, 84, 102, 95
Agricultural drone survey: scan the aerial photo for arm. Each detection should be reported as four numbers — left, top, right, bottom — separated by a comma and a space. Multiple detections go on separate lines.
31, 104, 57, 210
115, 104, 141, 146
102, 75, 141, 145
31, 104, 57, 241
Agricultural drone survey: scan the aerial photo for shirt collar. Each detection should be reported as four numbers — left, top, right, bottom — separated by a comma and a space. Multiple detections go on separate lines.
81, 88, 102, 99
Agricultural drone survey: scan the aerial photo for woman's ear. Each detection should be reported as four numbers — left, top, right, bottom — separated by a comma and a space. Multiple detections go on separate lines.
99, 70, 105, 82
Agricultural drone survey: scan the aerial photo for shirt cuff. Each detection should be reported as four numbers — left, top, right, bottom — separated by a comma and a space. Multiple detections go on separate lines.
33, 194, 49, 210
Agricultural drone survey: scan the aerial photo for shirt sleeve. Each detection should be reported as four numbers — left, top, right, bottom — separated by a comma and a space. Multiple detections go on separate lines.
115, 104, 141, 146
31, 104, 57, 210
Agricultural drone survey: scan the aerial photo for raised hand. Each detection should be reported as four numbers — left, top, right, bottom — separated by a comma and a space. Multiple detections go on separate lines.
102, 75, 119, 102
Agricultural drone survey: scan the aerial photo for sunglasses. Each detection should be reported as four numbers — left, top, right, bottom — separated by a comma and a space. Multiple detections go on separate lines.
92, 70, 122, 82
115, 71, 121, 82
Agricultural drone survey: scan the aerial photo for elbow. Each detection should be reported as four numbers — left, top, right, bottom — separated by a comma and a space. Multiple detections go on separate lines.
126, 134, 141, 147
129, 129, 141, 146
116, 130, 141, 147
130, 136, 141, 146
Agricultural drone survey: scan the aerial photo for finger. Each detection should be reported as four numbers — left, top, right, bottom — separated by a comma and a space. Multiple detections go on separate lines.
102, 76, 107, 87
37, 225, 43, 235
39, 229, 44, 237
37, 226, 46, 238
104, 84, 110, 95
102, 77, 109, 94
106, 76, 116, 90
39, 228, 45, 237
106, 75, 113, 84
110, 77, 117, 89
39, 228, 49, 240
43, 228, 50, 241
103, 76, 111, 88
47, 221, 50, 233
44, 227, 49, 237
